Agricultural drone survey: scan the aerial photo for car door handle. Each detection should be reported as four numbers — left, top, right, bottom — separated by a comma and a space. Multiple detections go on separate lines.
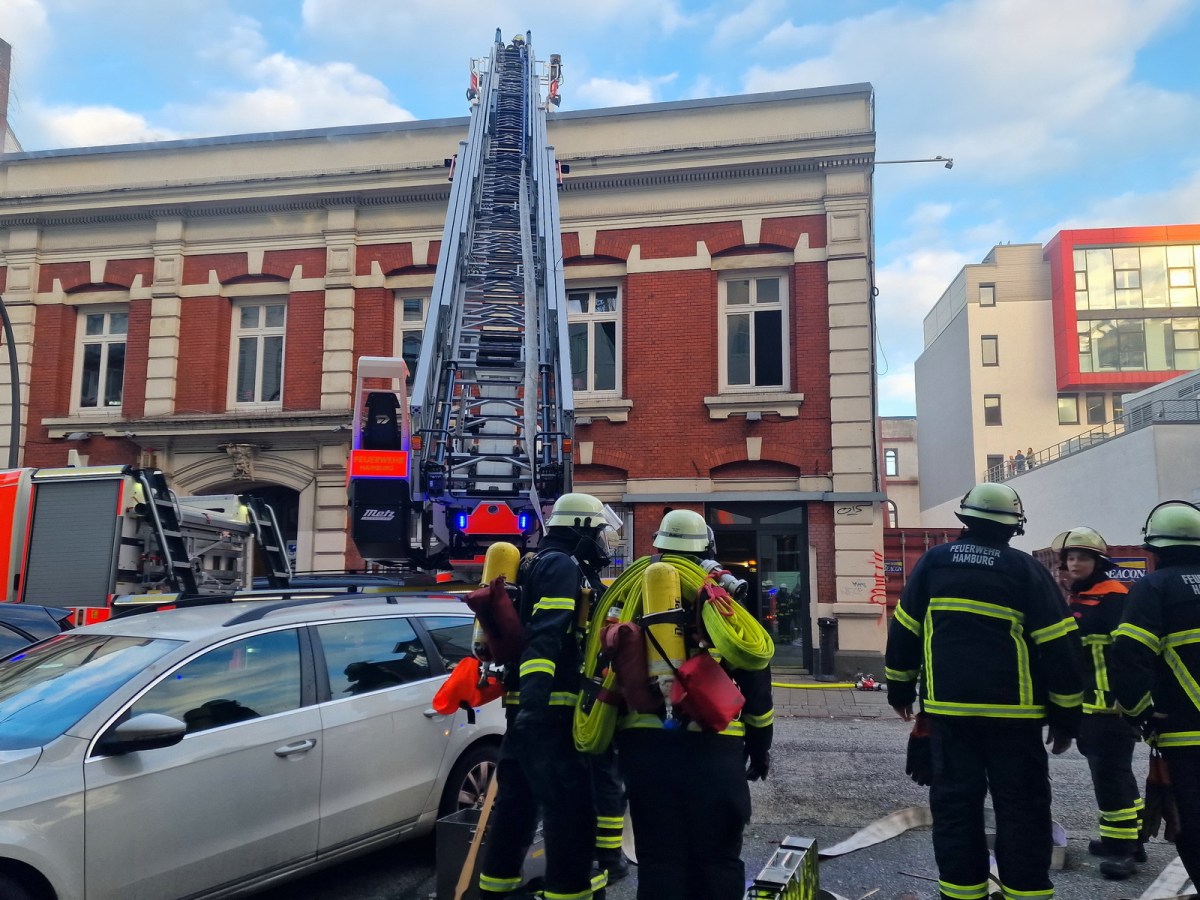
423, 708, 443, 719
274, 738, 317, 757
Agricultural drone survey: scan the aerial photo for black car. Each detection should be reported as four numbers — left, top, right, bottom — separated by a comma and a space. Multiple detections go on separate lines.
0, 604, 73, 655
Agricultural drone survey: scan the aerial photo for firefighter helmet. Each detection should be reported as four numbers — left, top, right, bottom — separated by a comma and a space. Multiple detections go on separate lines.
955, 483, 1026, 533
1142, 500, 1200, 549
546, 493, 607, 529
1050, 526, 1111, 564
653, 509, 709, 552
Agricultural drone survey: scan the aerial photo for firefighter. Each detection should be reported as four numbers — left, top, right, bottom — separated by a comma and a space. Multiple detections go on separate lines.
885, 483, 1083, 900
615, 509, 774, 900
1051, 526, 1144, 880
478, 492, 615, 900
1110, 500, 1200, 885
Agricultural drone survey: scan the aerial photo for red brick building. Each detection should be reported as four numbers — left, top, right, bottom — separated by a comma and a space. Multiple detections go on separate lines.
0, 85, 884, 672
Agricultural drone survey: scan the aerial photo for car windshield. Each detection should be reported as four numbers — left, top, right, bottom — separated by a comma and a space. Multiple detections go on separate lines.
0, 633, 183, 750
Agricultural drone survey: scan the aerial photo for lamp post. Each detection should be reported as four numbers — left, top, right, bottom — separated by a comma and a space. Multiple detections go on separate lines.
875, 155, 954, 169
0, 294, 20, 467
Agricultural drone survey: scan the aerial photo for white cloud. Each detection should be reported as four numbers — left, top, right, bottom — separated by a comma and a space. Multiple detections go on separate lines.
1048, 165, 1200, 235
573, 74, 677, 109
711, 0, 785, 46
167, 54, 413, 136
28, 104, 178, 148
742, 0, 1196, 181
877, 364, 917, 416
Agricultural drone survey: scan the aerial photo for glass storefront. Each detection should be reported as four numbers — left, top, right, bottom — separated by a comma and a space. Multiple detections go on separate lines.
708, 501, 810, 672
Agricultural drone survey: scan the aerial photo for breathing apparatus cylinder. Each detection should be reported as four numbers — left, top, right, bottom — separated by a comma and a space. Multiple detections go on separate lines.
472, 541, 522, 659
642, 561, 686, 692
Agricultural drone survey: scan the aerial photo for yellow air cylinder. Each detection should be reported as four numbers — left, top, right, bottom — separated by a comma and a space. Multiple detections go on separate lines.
473, 541, 522, 658
643, 561, 686, 679
481, 541, 521, 584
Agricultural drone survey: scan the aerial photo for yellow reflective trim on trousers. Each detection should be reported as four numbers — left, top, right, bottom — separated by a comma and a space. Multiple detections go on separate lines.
1100, 804, 1144, 821
744, 710, 774, 727
479, 873, 525, 891
939, 879, 989, 899
1114, 622, 1162, 652
894, 603, 921, 635
885, 666, 918, 682
1031, 616, 1077, 645
1156, 731, 1200, 748
520, 659, 555, 678
1099, 823, 1140, 839
1000, 887, 1053, 899
1163, 647, 1200, 715
595, 836, 623, 848
1048, 691, 1083, 708
534, 597, 576, 612
923, 700, 1046, 718
545, 888, 594, 900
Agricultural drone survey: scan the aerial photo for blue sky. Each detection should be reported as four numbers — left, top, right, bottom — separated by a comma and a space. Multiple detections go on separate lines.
2, 0, 1198, 415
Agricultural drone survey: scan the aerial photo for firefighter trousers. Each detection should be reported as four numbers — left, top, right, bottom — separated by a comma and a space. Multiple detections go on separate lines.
479, 720, 598, 899
929, 717, 1053, 900
616, 728, 751, 900
1162, 747, 1200, 884
591, 745, 626, 862
1076, 713, 1141, 848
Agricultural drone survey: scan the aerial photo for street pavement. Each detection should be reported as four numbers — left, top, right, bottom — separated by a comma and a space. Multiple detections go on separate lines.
262, 677, 1195, 899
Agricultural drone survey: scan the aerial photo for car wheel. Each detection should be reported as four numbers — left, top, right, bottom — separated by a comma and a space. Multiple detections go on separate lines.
0, 873, 38, 900
438, 742, 498, 819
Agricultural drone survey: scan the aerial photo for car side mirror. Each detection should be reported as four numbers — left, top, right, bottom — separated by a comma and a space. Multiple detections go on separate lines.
96, 713, 188, 756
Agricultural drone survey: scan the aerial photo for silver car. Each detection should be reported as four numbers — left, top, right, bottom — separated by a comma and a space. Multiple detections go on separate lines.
0, 595, 504, 900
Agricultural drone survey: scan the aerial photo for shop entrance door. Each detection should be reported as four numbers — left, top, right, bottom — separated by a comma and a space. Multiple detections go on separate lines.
708, 502, 810, 673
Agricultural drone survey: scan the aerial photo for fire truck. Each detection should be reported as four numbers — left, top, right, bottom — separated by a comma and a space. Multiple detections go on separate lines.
0, 464, 291, 623
347, 30, 573, 572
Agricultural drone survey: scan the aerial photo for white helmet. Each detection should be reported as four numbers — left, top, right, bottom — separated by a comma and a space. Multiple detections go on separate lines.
956, 483, 1026, 533
546, 493, 607, 529
1143, 500, 1200, 549
653, 509, 709, 553
1050, 526, 1111, 564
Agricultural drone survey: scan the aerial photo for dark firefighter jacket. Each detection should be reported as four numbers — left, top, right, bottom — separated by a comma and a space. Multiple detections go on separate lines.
501, 535, 588, 715
1110, 551, 1200, 748
885, 534, 1083, 732
1067, 573, 1129, 713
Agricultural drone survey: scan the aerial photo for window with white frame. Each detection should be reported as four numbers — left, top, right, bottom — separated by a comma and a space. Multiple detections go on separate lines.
75, 307, 128, 412
567, 286, 619, 393
884, 448, 899, 477
393, 293, 429, 385
719, 273, 787, 390
232, 300, 286, 405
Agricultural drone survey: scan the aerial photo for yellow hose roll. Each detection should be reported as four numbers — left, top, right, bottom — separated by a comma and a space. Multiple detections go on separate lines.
702, 599, 774, 671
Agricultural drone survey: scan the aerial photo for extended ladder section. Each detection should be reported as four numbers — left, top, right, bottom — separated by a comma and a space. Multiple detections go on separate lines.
135, 468, 200, 596
409, 30, 573, 565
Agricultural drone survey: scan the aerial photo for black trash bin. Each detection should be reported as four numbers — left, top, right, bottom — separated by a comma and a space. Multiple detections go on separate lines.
816, 616, 839, 682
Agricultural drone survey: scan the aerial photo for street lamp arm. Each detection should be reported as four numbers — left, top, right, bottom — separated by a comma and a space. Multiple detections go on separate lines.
875, 155, 954, 169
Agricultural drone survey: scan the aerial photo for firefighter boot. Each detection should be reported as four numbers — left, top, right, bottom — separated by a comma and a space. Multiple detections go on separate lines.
1099, 852, 1140, 880
595, 849, 629, 882
1088, 837, 1147, 863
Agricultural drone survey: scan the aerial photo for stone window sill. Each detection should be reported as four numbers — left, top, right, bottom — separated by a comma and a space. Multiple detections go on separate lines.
703, 392, 805, 420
